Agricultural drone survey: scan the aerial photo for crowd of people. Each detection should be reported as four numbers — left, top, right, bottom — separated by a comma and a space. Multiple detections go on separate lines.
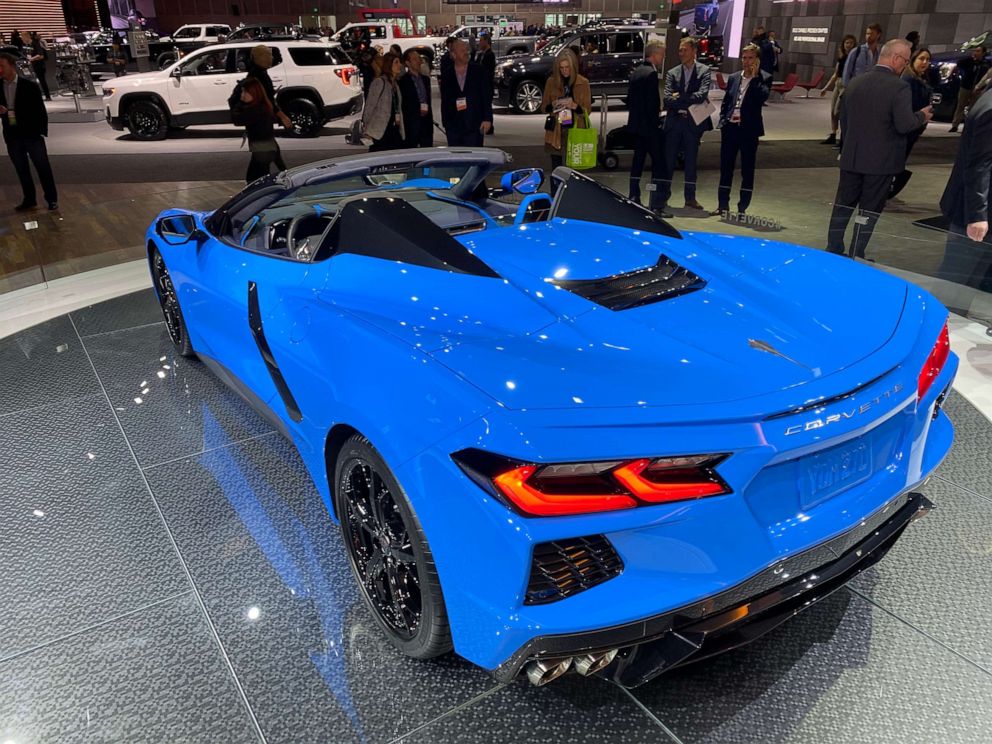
1, 21, 990, 293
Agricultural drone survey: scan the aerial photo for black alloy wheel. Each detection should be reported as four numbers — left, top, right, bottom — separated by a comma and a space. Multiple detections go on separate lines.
284, 97, 322, 137
335, 434, 452, 659
512, 79, 544, 114
151, 250, 195, 357
126, 99, 168, 140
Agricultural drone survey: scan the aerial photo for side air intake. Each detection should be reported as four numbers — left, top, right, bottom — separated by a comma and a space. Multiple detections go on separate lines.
550, 255, 705, 311
525, 535, 623, 605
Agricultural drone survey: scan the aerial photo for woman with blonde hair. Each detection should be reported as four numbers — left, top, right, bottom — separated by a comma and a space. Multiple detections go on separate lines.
541, 48, 591, 170
362, 51, 405, 151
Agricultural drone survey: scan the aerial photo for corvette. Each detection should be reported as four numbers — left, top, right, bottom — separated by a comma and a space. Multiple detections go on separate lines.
146, 148, 957, 688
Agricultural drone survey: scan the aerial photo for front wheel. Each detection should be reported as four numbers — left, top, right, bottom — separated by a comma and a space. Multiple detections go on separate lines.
151, 250, 195, 358
334, 434, 452, 659
125, 99, 168, 140
511, 79, 544, 114
284, 97, 323, 137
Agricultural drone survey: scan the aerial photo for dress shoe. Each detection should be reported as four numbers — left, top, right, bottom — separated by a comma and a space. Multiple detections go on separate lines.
709, 207, 726, 217
47, 201, 59, 211
684, 200, 705, 210
653, 207, 673, 219
820, 133, 836, 145
14, 202, 37, 212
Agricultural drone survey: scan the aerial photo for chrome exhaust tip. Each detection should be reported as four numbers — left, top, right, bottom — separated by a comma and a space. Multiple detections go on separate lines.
573, 649, 618, 676
525, 657, 573, 686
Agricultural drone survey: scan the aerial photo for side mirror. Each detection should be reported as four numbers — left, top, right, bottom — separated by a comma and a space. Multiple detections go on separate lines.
170, 66, 183, 78
500, 167, 544, 195
156, 214, 202, 245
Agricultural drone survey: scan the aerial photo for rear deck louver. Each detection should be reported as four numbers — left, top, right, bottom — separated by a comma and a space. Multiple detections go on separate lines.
550, 255, 704, 311
525, 535, 623, 605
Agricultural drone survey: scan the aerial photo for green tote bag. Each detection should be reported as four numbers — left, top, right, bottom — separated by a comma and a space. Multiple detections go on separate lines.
565, 115, 598, 170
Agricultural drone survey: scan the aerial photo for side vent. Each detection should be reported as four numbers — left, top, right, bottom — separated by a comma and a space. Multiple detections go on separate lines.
525, 535, 623, 605
550, 255, 704, 311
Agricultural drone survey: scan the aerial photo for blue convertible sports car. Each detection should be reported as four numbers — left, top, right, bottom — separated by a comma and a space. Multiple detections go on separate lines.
147, 148, 957, 688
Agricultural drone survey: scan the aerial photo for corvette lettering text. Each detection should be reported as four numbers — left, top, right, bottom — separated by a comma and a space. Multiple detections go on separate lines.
784, 383, 905, 436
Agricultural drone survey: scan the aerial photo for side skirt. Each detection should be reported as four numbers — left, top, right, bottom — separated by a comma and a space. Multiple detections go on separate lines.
198, 354, 293, 442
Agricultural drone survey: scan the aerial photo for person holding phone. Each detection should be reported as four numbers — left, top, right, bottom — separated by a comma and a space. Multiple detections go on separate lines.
540, 48, 590, 171
712, 43, 772, 216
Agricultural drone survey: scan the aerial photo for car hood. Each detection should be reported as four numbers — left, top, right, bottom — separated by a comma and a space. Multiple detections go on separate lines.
104, 70, 170, 88
322, 221, 908, 412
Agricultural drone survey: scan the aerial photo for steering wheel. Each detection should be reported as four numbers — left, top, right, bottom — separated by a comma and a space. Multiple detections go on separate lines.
513, 193, 554, 226
287, 211, 329, 261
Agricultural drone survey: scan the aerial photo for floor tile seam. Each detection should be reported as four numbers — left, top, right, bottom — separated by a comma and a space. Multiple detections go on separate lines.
386, 682, 507, 743
0, 391, 106, 421
140, 430, 281, 472
616, 685, 685, 744
932, 473, 992, 506
76, 320, 165, 339
69, 314, 270, 744
0, 589, 195, 667
846, 585, 992, 679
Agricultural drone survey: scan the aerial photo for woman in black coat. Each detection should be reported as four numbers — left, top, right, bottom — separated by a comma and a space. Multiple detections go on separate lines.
890, 47, 934, 199
230, 77, 286, 184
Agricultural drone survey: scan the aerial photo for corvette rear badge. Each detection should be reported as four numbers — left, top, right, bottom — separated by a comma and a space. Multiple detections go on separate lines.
748, 338, 810, 370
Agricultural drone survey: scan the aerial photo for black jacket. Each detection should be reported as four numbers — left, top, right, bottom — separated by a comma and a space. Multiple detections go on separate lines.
958, 55, 992, 92
475, 48, 496, 86
230, 101, 277, 146
439, 62, 493, 138
941, 88, 992, 228
398, 71, 432, 144
751, 34, 776, 75
625, 61, 662, 137
244, 63, 282, 112
839, 65, 926, 175
662, 61, 713, 134
0, 74, 48, 142
718, 69, 772, 137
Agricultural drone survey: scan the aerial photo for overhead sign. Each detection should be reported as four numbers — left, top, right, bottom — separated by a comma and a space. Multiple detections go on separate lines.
788, 17, 832, 54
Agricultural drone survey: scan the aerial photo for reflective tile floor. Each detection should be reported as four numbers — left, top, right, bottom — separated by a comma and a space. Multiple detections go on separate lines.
2, 289, 992, 744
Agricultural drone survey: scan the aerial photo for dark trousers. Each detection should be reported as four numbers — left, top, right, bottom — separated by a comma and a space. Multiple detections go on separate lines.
629, 129, 665, 209
369, 121, 404, 152
7, 135, 57, 205
826, 170, 892, 258
32, 61, 50, 99
446, 129, 483, 147
245, 143, 286, 184
937, 224, 992, 289
658, 116, 701, 205
405, 116, 434, 148
889, 126, 925, 199
717, 124, 758, 212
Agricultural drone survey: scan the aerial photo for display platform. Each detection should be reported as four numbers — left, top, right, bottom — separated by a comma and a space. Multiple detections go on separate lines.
2, 288, 992, 743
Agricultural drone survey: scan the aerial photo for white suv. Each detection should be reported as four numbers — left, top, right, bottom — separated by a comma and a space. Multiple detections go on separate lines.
103, 40, 361, 140
163, 24, 232, 44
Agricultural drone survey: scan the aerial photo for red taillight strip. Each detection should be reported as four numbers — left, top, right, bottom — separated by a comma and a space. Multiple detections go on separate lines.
612, 459, 728, 503
917, 321, 950, 400
493, 465, 638, 517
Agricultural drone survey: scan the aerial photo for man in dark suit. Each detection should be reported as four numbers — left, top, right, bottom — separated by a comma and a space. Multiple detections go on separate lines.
399, 49, 433, 148
936, 87, 992, 293
0, 51, 57, 211
474, 34, 497, 134
826, 39, 930, 259
750, 26, 776, 77
439, 39, 492, 147
713, 43, 771, 215
658, 38, 713, 211
626, 41, 666, 212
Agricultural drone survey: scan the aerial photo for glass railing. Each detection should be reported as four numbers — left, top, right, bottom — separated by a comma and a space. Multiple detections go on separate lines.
2, 163, 988, 335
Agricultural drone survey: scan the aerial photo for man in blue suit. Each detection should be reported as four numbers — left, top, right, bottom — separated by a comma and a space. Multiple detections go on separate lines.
658, 38, 713, 211
712, 43, 771, 215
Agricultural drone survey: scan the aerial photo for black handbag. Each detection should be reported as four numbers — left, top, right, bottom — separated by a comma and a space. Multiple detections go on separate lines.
544, 114, 555, 131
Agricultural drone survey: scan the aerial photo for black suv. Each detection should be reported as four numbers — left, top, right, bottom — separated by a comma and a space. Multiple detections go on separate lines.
494, 25, 721, 114
928, 30, 991, 121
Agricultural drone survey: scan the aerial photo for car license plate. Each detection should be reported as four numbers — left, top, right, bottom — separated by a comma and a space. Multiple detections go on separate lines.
799, 440, 873, 509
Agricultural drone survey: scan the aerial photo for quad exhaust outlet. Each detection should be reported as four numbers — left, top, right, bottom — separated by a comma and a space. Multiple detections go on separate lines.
524, 649, 619, 686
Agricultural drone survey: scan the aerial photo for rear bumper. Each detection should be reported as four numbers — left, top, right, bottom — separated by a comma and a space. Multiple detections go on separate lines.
324, 92, 362, 121
493, 489, 932, 687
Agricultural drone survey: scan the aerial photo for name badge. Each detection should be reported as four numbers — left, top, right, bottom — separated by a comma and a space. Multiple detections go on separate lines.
456, 97, 467, 112
7, 110, 15, 126
420, 102, 429, 115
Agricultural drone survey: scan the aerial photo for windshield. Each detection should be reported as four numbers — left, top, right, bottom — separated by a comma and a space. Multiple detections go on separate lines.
539, 30, 578, 57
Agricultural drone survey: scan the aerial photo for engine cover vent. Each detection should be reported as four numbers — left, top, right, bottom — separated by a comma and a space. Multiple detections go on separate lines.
550, 255, 705, 311
525, 535, 624, 605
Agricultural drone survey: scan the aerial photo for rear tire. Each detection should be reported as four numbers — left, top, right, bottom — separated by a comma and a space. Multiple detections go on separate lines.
284, 97, 322, 137
334, 434, 452, 660
125, 99, 168, 140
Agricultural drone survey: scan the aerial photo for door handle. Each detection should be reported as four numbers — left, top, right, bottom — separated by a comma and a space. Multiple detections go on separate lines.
213, 80, 229, 85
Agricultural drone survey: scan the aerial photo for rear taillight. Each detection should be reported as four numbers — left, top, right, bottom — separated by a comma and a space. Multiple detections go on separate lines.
454, 450, 730, 517
335, 66, 357, 85
918, 321, 950, 400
